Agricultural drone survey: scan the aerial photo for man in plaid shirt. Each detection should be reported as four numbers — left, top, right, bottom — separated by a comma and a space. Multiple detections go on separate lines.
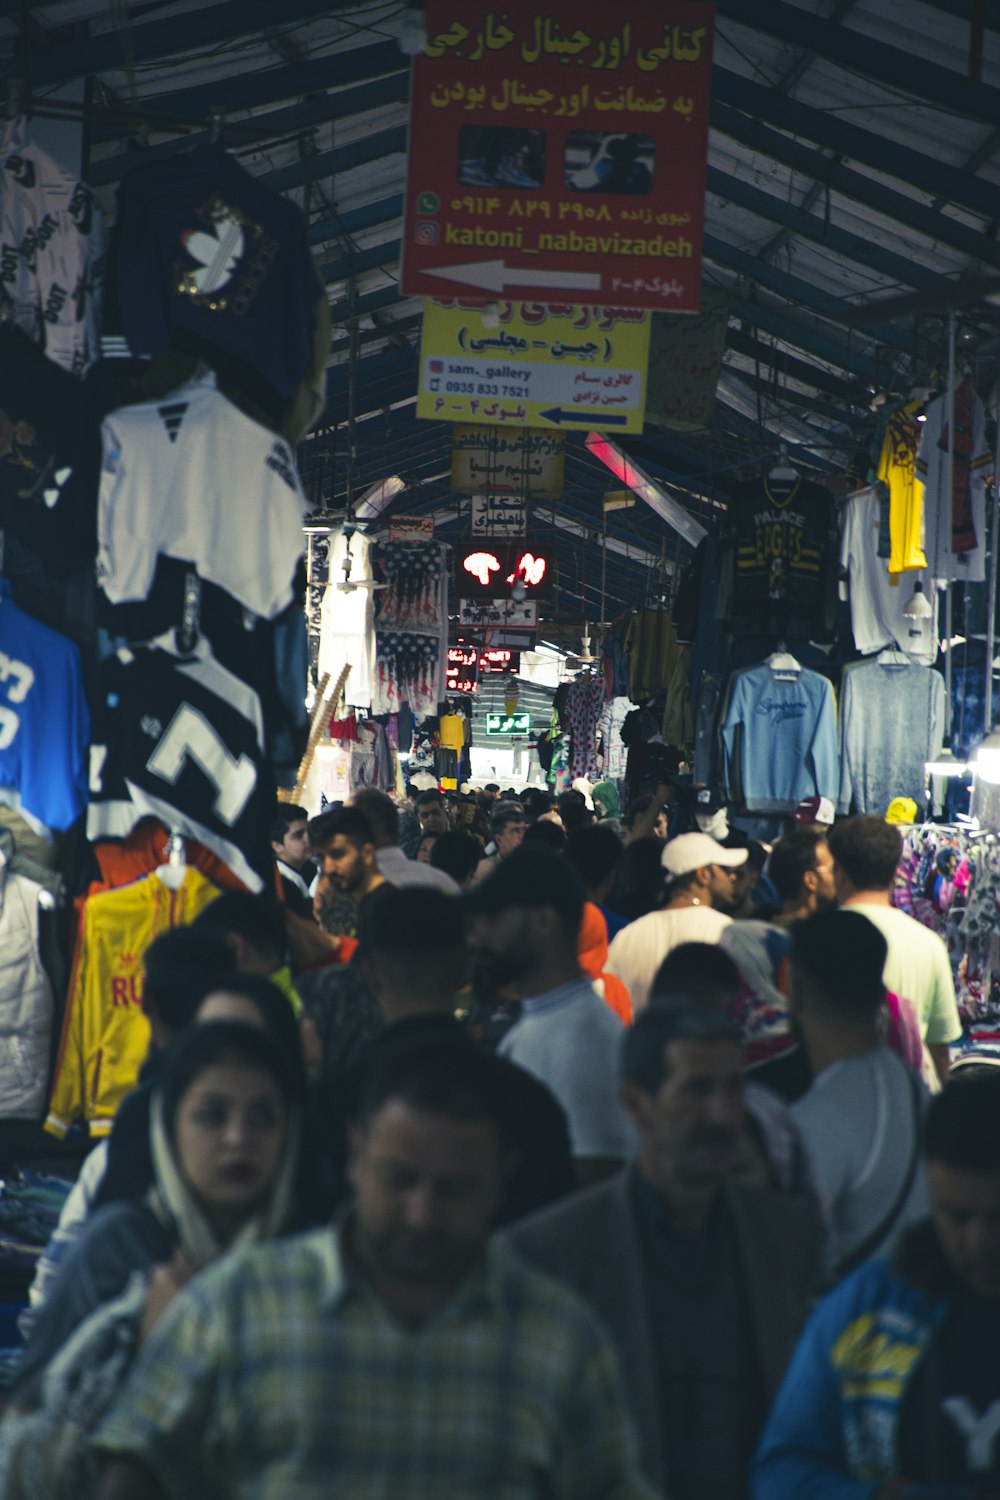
94, 1031, 655, 1499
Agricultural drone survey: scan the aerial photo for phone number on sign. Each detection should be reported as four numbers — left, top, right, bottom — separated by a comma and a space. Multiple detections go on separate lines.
444, 381, 529, 396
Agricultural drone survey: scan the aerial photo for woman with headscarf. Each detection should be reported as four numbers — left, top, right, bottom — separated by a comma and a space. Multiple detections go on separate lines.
1, 1022, 302, 1498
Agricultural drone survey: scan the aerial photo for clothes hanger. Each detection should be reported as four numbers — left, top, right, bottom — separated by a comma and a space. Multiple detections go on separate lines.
768, 444, 798, 484
875, 646, 912, 667
766, 643, 801, 681
155, 830, 188, 890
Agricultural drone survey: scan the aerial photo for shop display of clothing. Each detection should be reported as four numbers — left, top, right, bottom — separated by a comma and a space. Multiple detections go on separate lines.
97, 367, 305, 621
837, 658, 944, 816
916, 376, 992, 583
625, 610, 689, 703
597, 696, 630, 781
717, 471, 839, 642
839, 486, 938, 665
371, 541, 448, 717
438, 713, 466, 753
720, 662, 838, 814
0, 581, 90, 834
46, 866, 220, 1138
565, 672, 606, 781
0, 853, 54, 1119
0, 116, 106, 375
318, 532, 376, 710
876, 399, 926, 575
87, 638, 274, 893
114, 144, 322, 401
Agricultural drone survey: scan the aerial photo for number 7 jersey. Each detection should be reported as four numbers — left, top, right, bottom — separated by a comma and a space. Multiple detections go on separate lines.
87, 639, 274, 892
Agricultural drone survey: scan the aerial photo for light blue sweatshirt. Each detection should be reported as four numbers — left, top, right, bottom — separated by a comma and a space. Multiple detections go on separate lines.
721, 664, 839, 813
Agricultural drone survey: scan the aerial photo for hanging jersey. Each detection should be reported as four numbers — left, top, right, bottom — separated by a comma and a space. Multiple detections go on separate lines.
0, 582, 89, 833
87, 817, 249, 901
114, 143, 321, 400
877, 399, 926, 575
839, 487, 937, 665
45, 867, 220, 1138
87, 640, 274, 892
97, 368, 305, 620
0, 117, 105, 374
719, 474, 839, 642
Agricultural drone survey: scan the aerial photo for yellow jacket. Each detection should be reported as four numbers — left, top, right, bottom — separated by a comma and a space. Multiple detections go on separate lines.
45, 867, 219, 1138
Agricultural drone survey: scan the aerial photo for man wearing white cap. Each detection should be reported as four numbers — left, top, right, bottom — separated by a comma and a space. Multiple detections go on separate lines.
605, 833, 748, 1015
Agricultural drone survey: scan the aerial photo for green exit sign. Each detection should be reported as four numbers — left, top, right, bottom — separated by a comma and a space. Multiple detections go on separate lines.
485, 711, 530, 735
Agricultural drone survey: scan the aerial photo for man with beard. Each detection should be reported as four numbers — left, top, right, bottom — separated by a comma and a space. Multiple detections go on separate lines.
467, 848, 632, 1186
605, 832, 748, 1015
310, 805, 387, 917
92, 1039, 656, 1500
504, 1001, 822, 1500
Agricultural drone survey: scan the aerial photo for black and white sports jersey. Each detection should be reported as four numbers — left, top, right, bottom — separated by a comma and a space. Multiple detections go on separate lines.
97, 367, 306, 620
87, 640, 274, 892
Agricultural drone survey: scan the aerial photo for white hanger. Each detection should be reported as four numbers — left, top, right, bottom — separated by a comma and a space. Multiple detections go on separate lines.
875, 646, 911, 667
155, 830, 188, 890
768, 443, 798, 483
767, 644, 801, 681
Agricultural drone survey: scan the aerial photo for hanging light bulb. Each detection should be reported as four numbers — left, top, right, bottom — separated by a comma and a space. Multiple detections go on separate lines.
903, 580, 934, 620
974, 729, 1000, 785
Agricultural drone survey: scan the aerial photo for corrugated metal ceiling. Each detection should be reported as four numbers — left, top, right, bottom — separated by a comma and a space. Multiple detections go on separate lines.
5, 0, 1000, 628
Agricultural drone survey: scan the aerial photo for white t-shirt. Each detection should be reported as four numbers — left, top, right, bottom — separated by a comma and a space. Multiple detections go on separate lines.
792, 1048, 930, 1276
97, 368, 305, 620
839, 487, 938, 664
498, 978, 633, 1161
847, 902, 962, 1046
605, 904, 732, 1015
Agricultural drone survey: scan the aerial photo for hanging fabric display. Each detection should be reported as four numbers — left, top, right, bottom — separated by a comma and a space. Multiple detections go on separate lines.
565, 673, 607, 781
371, 540, 448, 716
318, 531, 376, 710
87, 638, 274, 893
0, 579, 90, 836
875, 398, 926, 575
0, 849, 54, 1119
46, 867, 220, 1139
916, 375, 992, 583
114, 143, 323, 403
97, 367, 305, 621
839, 486, 937, 665
720, 659, 839, 813
717, 471, 840, 641
373, 632, 442, 718
0, 116, 106, 374
838, 658, 945, 816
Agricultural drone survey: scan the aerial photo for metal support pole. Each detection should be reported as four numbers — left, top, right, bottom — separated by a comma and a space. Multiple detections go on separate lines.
943, 311, 956, 729
986, 477, 1000, 734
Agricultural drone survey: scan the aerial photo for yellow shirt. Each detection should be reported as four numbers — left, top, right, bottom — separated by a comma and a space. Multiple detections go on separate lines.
878, 399, 927, 574
46, 867, 219, 1138
439, 714, 466, 752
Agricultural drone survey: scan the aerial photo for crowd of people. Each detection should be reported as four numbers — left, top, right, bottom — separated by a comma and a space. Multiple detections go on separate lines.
2, 777, 999, 1500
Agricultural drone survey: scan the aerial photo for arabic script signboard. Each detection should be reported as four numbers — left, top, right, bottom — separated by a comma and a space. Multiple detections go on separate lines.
486, 711, 531, 735
452, 422, 564, 497
419, 298, 650, 430
457, 598, 538, 629
403, 2, 715, 311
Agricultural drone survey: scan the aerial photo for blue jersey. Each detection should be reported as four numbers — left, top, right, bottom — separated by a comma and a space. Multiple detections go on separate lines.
0, 583, 90, 832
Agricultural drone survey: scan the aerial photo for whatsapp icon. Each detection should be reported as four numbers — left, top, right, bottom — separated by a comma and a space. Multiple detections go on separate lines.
416, 191, 440, 214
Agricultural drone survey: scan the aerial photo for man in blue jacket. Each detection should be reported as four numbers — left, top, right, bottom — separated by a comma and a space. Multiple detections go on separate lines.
754, 1073, 1000, 1499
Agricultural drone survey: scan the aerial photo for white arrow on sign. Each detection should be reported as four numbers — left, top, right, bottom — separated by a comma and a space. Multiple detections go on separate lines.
423, 258, 601, 294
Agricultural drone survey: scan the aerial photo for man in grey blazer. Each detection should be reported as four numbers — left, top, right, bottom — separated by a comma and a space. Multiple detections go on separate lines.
503, 1001, 822, 1500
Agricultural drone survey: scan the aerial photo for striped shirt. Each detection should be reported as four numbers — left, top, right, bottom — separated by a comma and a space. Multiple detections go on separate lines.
93, 1222, 655, 1499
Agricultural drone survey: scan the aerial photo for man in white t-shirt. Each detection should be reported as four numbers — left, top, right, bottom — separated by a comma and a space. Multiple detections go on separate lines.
788, 907, 929, 1281
605, 833, 748, 1015
827, 815, 961, 1086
